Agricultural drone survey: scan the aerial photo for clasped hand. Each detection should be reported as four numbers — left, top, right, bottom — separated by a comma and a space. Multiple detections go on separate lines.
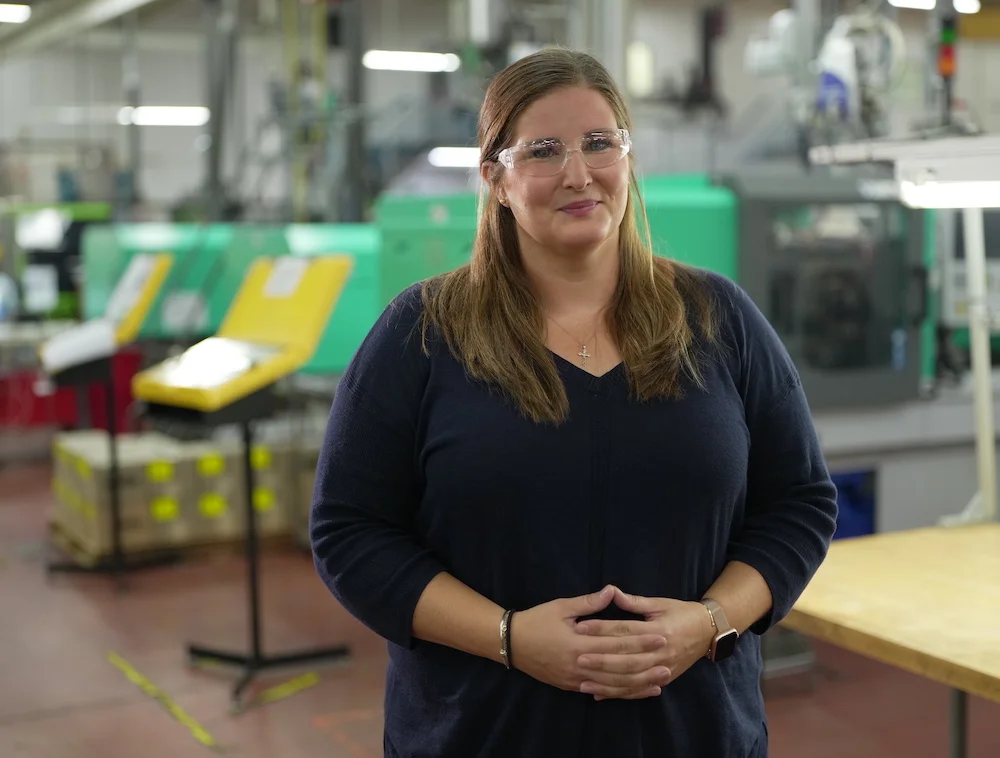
511, 585, 715, 701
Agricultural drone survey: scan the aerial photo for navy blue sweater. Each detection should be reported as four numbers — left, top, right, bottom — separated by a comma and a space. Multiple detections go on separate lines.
310, 271, 838, 757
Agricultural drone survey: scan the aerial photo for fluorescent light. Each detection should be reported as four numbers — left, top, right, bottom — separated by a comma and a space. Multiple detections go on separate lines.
954, 0, 980, 13
899, 181, 1000, 209
626, 42, 656, 98
428, 147, 481, 168
887, 0, 936, 9
117, 106, 210, 126
0, 4, 30, 23
362, 50, 461, 73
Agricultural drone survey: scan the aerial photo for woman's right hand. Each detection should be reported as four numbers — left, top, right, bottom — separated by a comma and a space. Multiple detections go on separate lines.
509, 585, 671, 699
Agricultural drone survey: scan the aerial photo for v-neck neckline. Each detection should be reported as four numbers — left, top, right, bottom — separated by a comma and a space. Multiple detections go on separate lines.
549, 350, 625, 387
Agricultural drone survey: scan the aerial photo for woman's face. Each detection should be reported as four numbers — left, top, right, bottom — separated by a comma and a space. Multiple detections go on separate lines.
489, 86, 631, 259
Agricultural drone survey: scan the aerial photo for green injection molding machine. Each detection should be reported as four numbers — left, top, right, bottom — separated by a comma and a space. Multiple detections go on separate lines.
373, 169, 938, 409
374, 191, 478, 307
80, 222, 381, 375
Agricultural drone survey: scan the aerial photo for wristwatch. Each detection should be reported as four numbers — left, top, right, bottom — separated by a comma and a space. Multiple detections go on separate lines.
700, 598, 739, 662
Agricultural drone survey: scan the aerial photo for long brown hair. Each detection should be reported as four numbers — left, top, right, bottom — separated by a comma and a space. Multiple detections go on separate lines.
421, 48, 718, 424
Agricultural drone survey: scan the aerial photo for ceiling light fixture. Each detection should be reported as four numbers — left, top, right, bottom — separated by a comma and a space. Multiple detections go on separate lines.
117, 106, 211, 127
362, 50, 461, 73
0, 4, 31, 23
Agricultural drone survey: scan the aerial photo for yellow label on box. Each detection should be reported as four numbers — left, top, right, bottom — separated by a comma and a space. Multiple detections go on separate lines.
198, 493, 228, 520
147, 461, 174, 483
197, 454, 225, 478
253, 488, 275, 512
251, 446, 272, 470
150, 497, 179, 522
75, 458, 91, 479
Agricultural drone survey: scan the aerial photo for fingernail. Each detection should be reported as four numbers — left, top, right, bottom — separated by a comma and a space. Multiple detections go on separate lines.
580, 683, 595, 694
578, 656, 593, 668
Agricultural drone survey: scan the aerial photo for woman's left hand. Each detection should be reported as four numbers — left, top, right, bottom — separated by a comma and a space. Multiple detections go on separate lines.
573, 587, 717, 700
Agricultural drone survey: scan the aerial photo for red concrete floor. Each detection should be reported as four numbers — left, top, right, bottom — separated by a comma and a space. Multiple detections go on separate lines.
1, 460, 999, 758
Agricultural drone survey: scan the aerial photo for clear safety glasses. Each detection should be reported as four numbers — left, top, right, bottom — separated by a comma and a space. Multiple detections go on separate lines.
496, 128, 632, 177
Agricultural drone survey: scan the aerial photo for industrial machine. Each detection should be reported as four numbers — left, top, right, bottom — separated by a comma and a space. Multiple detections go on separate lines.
375, 166, 935, 411
720, 166, 933, 408
3, 202, 112, 321
73, 167, 940, 413
375, 192, 477, 307
79, 222, 381, 376
745, 0, 909, 162
646, 168, 934, 409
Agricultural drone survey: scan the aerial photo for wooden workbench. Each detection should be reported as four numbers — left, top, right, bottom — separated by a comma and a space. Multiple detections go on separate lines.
782, 523, 1000, 756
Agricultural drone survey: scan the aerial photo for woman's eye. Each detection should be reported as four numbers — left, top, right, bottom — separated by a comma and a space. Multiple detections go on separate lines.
586, 138, 613, 152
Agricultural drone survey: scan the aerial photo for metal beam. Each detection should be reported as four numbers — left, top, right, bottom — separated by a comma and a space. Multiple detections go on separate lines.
203, 0, 239, 221
0, 0, 164, 58
122, 10, 141, 212
340, 0, 366, 223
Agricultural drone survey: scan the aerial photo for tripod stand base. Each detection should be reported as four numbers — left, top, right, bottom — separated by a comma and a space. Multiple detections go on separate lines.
46, 548, 180, 590
187, 642, 350, 711
47, 553, 179, 574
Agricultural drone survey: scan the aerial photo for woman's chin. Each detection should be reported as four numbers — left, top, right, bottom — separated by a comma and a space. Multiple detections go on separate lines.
552, 228, 614, 255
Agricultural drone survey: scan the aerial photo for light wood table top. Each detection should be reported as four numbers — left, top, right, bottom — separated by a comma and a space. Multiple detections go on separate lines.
782, 523, 1000, 702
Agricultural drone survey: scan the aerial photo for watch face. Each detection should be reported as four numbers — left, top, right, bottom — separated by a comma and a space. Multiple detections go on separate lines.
714, 631, 739, 661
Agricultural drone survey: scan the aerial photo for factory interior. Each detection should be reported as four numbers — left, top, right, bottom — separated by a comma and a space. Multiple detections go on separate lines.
1, 0, 1000, 755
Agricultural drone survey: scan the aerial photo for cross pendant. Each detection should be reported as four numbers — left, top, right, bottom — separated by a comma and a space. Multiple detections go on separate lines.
578, 345, 591, 365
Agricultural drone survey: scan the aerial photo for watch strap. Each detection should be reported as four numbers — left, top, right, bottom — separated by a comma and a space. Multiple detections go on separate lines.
700, 597, 734, 635
700, 597, 737, 661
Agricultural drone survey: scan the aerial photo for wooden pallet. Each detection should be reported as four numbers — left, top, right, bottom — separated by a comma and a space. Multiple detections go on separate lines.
47, 519, 302, 568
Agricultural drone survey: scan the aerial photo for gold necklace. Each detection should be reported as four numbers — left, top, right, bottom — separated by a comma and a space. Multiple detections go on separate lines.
547, 316, 598, 366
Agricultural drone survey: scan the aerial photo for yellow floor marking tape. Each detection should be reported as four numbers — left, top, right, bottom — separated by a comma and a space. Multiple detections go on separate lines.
107, 652, 221, 751
254, 672, 321, 706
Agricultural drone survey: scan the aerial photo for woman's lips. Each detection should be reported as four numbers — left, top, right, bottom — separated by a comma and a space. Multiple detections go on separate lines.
559, 200, 599, 216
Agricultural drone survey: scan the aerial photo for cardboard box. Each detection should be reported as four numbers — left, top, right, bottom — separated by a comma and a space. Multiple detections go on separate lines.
182, 438, 296, 542
292, 441, 322, 547
51, 430, 196, 557
51, 423, 328, 557
51, 430, 108, 542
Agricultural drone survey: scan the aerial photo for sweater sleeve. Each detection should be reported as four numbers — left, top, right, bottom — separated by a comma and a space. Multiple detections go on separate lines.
309, 284, 447, 649
715, 276, 839, 635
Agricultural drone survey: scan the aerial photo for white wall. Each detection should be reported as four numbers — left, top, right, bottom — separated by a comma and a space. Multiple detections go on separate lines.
0, 0, 999, 208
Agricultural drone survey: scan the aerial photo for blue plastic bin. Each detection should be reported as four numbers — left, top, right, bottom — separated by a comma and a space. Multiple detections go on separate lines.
830, 470, 876, 540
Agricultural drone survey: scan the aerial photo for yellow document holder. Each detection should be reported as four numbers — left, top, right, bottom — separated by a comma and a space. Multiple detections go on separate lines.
131, 254, 353, 418
41, 252, 177, 585
130, 253, 355, 711
38, 252, 174, 382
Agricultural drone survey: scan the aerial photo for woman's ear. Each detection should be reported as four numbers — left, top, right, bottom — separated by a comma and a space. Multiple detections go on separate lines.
480, 161, 509, 207
479, 161, 493, 187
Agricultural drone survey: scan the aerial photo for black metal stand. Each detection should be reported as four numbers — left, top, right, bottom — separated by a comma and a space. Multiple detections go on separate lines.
145, 392, 349, 711
950, 689, 968, 758
47, 357, 178, 590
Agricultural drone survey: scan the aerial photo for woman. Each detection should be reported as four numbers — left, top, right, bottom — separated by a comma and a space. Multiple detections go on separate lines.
311, 48, 838, 757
